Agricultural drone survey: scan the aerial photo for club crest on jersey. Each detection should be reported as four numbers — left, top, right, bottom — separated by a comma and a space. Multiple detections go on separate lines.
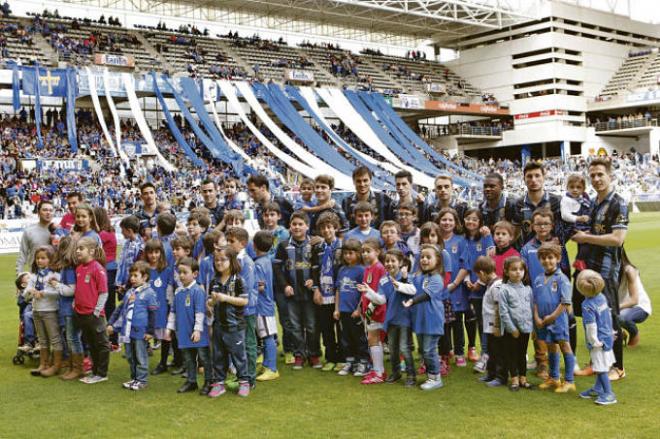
154, 277, 162, 288
551, 281, 558, 292
451, 244, 458, 254
423, 278, 429, 290
367, 273, 372, 284
185, 294, 191, 307
476, 243, 482, 252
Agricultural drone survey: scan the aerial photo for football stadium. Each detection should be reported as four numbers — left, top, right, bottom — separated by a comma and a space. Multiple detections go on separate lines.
1, 0, 659, 437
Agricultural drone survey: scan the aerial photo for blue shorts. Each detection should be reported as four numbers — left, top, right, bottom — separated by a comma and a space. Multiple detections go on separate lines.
543, 315, 570, 343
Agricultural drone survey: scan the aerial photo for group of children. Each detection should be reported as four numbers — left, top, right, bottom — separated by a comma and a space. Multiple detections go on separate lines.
15, 172, 618, 404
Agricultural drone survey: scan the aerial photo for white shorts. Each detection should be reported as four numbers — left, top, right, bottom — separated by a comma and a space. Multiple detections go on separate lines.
257, 315, 278, 339
590, 347, 616, 373
366, 322, 384, 332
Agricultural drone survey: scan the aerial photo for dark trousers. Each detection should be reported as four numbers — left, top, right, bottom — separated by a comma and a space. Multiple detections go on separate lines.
468, 298, 484, 351
601, 277, 623, 369
316, 304, 343, 363
212, 325, 248, 383
104, 269, 118, 345
74, 312, 110, 377
182, 347, 212, 385
339, 312, 368, 363
170, 331, 183, 367
485, 334, 507, 383
288, 300, 320, 358
274, 289, 295, 353
502, 332, 530, 378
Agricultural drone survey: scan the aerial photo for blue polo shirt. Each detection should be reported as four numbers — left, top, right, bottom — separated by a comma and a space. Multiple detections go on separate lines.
444, 234, 469, 312
343, 226, 380, 243
380, 273, 412, 330
532, 269, 572, 338
336, 265, 365, 313
410, 272, 446, 336
172, 283, 209, 348
582, 293, 614, 351
150, 267, 175, 329
255, 254, 275, 317
112, 285, 159, 341
464, 234, 495, 299
239, 250, 257, 317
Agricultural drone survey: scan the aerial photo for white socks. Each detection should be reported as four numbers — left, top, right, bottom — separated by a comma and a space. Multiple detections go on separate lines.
370, 344, 384, 374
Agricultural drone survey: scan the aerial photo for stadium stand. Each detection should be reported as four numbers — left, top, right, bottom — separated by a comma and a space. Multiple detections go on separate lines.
599, 48, 659, 97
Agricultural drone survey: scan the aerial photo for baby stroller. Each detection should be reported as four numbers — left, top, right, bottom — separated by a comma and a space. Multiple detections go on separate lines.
12, 320, 40, 365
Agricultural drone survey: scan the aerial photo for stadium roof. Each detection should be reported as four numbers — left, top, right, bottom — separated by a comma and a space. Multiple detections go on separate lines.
82, 0, 538, 42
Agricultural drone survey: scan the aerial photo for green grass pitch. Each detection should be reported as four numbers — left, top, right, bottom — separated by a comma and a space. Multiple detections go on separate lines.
1, 213, 659, 438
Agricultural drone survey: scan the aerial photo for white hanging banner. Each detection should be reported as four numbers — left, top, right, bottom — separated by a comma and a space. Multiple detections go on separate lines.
219, 80, 347, 188
85, 66, 126, 176
122, 72, 175, 173
317, 87, 434, 189
103, 68, 128, 164
298, 87, 402, 176
235, 81, 354, 190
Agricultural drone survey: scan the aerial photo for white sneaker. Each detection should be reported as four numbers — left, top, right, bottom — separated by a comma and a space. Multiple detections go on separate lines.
420, 375, 444, 390
83, 375, 108, 384
573, 363, 581, 374
473, 354, 488, 373
122, 380, 136, 389
337, 363, 353, 376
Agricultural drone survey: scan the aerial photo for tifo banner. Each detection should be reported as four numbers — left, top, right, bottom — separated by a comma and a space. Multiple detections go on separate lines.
94, 53, 136, 68
284, 69, 315, 83
36, 159, 89, 171
21, 66, 68, 96
394, 94, 425, 109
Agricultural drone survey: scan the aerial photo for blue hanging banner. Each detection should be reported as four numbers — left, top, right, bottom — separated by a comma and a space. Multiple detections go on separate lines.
10, 61, 20, 111
66, 68, 78, 153
21, 66, 68, 97
33, 63, 44, 150
151, 72, 206, 169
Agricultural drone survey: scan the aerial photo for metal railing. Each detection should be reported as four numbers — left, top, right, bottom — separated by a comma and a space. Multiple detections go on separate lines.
593, 118, 658, 132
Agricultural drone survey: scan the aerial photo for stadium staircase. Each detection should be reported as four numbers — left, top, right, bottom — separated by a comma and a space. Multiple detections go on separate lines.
133, 31, 174, 73
600, 50, 658, 97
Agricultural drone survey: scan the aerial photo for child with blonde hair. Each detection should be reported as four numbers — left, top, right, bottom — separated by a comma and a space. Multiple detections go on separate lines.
576, 270, 617, 405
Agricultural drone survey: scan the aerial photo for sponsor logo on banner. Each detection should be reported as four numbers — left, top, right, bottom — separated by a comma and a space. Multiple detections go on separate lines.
21, 159, 89, 172
396, 94, 425, 109
426, 83, 447, 94
514, 109, 565, 120
284, 69, 315, 83
95, 53, 136, 68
